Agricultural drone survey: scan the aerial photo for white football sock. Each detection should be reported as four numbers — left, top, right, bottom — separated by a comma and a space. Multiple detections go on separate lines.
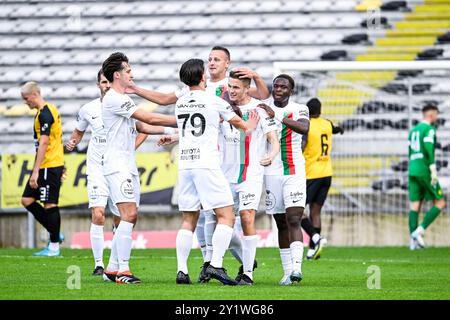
107, 232, 119, 272
280, 248, 293, 277
228, 227, 243, 264
48, 242, 59, 251
290, 241, 304, 273
210, 224, 233, 269
312, 233, 321, 244
115, 221, 134, 273
242, 235, 258, 280
90, 223, 104, 268
176, 229, 193, 274
204, 210, 216, 262
195, 212, 206, 260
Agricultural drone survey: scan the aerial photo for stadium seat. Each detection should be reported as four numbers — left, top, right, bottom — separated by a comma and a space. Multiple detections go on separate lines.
151, 66, 178, 80
2, 70, 27, 83
19, 37, 43, 49
244, 48, 272, 62
159, 2, 184, 15
141, 50, 171, 64
269, 31, 296, 45
263, 16, 286, 28
342, 33, 369, 44
44, 36, 68, 49
283, 1, 307, 11
52, 69, 73, 82
183, 1, 208, 14
83, 4, 111, 17
16, 21, 43, 33
217, 33, 244, 46
107, 3, 135, 16
42, 20, 68, 33
139, 19, 166, 31
321, 32, 345, 44
300, 48, 324, 60
119, 35, 143, 48
132, 2, 160, 15
47, 52, 73, 65
0, 20, 20, 34
11, 119, 33, 133
166, 17, 190, 31
2, 86, 22, 100
380, 1, 408, 11
0, 6, 14, 18
141, 34, 168, 47
3, 104, 29, 117
417, 48, 444, 60
296, 32, 319, 45
63, 119, 79, 133
70, 36, 94, 48
259, 1, 282, 12
51, 86, 79, 99
194, 33, 219, 46
0, 52, 22, 65
0, 37, 20, 50
38, 5, 63, 17
338, 15, 364, 28
167, 34, 193, 47
321, 49, 348, 61
71, 68, 97, 82
77, 86, 99, 99
94, 35, 118, 48
27, 69, 51, 82
12, 5, 37, 18
22, 52, 48, 65
71, 52, 100, 64
59, 102, 81, 116
244, 32, 270, 45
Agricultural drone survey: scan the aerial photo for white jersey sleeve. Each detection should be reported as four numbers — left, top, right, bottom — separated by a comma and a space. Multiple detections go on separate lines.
295, 104, 310, 121
215, 98, 236, 122
76, 106, 89, 132
175, 86, 190, 99
258, 108, 277, 135
105, 93, 138, 119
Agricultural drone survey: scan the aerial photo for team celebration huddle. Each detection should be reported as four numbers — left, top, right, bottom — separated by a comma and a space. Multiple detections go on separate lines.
23, 46, 350, 286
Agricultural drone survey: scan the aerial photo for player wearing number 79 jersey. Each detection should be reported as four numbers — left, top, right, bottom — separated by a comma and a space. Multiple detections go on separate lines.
173, 58, 259, 286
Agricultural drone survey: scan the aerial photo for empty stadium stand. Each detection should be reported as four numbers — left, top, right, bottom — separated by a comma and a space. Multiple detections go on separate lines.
1, 0, 450, 201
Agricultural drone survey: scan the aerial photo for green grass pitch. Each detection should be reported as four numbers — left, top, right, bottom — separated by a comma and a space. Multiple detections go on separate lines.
1, 247, 449, 300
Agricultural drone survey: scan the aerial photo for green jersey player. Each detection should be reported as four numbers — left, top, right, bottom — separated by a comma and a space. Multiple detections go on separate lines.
408, 104, 445, 250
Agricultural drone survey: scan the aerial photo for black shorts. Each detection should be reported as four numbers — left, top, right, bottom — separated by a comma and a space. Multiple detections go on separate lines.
306, 176, 332, 206
22, 166, 64, 204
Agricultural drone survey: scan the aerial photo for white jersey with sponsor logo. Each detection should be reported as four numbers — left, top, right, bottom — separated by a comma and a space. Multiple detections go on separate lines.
76, 98, 107, 176
221, 98, 277, 183
101, 89, 139, 176
175, 90, 236, 170
264, 97, 309, 176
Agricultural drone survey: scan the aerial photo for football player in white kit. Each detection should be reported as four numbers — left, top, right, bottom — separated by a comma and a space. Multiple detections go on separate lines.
124, 46, 270, 281
66, 69, 175, 276
220, 71, 280, 285
170, 58, 259, 285
258, 74, 310, 285
100, 52, 177, 284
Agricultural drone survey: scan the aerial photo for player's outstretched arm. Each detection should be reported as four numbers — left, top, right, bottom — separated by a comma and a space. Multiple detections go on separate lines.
331, 121, 344, 135
280, 118, 309, 135
233, 67, 270, 100
126, 81, 178, 106
260, 130, 280, 166
257, 103, 275, 118
131, 109, 177, 127
228, 109, 260, 134
157, 134, 179, 147
136, 121, 178, 135
135, 133, 148, 150
66, 129, 85, 152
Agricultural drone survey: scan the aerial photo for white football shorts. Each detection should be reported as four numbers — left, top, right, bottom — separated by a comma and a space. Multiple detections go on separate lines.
178, 168, 234, 212
87, 173, 120, 216
264, 174, 306, 214
105, 171, 140, 207
230, 180, 263, 213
